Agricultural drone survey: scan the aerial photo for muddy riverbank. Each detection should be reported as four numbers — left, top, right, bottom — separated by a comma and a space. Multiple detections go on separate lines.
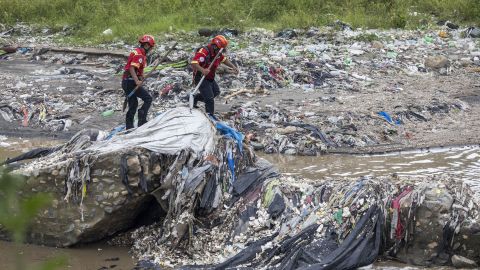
1, 26, 479, 155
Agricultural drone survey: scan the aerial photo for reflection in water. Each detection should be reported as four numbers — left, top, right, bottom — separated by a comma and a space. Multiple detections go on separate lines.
0, 135, 61, 163
259, 145, 480, 194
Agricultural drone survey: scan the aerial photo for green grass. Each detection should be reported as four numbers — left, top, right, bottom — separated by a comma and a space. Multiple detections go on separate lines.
0, 0, 479, 44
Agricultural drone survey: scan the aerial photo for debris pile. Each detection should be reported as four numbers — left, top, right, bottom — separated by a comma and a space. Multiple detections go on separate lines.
1, 23, 479, 153
7, 107, 253, 246
2, 106, 479, 268
129, 173, 480, 269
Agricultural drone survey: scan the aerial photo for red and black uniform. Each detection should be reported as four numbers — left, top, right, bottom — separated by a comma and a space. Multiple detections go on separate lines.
123, 48, 147, 79
191, 45, 226, 115
122, 47, 152, 129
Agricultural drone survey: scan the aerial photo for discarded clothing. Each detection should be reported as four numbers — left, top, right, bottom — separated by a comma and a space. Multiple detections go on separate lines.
216, 121, 245, 153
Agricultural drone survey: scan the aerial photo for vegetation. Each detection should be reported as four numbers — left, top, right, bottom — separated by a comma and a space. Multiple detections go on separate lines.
0, 169, 67, 270
0, 0, 479, 43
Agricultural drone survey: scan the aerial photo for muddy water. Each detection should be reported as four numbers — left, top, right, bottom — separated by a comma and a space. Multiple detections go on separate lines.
0, 135, 60, 159
260, 145, 480, 195
1, 137, 479, 269
0, 241, 135, 270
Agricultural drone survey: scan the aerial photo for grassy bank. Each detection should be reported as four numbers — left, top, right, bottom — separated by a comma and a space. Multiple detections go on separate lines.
1, 0, 479, 43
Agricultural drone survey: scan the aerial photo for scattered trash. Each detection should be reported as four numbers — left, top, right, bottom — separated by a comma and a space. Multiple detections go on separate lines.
101, 109, 115, 117
102, 28, 113, 35
438, 30, 449, 38
0, 23, 477, 158
465, 27, 480, 38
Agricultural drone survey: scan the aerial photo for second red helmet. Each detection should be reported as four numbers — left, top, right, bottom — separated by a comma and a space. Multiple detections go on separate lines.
211, 35, 228, 49
139, 34, 155, 47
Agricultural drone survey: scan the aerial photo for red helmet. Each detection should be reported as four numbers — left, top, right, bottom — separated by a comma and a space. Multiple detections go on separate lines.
211, 35, 228, 48
139, 34, 155, 47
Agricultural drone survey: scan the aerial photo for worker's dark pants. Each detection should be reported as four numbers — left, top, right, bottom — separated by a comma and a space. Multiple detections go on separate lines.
122, 79, 152, 130
193, 79, 220, 115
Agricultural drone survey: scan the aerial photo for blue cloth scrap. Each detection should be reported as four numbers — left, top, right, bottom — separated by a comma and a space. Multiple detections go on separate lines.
227, 148, 235, 183
378, 111, 393, 123
378, 111, 401, 125
216, 121, 245, 153
106, 125, 126, 140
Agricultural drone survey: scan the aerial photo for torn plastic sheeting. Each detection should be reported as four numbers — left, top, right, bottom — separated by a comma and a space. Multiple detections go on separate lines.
267, 193, 286, 219
182, 233, 279, 270
232, 158, 279, 196
3, 146, 60, 165
4, 128, 104, 166
286, 122, 337, 148
184, 164, 212, 195
233, 205, 258, 236
300, 206, 383, 270
182, 206, 382, 270
105, 125, 125, 140
87, 107, 216, 156
199, 174, 218, 212
216, 121, 244, 154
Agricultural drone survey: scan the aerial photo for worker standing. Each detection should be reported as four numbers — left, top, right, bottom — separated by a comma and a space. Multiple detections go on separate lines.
191, 35, 239, 117
122, 35, 155, 129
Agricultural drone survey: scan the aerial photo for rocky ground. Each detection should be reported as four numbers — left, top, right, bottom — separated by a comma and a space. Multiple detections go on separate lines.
0, 23, 479, 154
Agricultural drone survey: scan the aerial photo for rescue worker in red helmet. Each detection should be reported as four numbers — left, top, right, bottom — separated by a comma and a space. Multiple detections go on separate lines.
121, 34, 155, 129
191, 35, 239, 117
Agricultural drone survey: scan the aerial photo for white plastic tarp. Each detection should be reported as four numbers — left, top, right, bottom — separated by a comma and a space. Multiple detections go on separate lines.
88, 107, 216, 155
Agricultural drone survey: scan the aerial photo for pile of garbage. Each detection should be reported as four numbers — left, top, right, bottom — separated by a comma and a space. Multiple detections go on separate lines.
225, 98, 470, 155
1, 23, 479, 152
3, 105, 480, 268
5, 107, 253, 246
128, 172, 480, 269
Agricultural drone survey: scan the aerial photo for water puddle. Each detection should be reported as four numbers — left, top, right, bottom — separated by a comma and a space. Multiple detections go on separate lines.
260, 145, 480, 195
0, 136, 61, 162
0, 240, 134, 270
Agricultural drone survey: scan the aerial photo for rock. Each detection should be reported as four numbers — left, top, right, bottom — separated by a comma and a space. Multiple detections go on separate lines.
460, 58, 473, 67
277, 126, 297, 135
250, 141, 265, 150
425, 56, 450, 69
423, 188, 453, 213
466, 27, 480, 38
446, 22, 459, 30
127, 156, 141, 174
277, 29, 297, 39
451, 255, 478, 268
349, 49, 365, 56
152, 164, 161, 175
198, 28, 215, 37
371, 41, 384, 49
